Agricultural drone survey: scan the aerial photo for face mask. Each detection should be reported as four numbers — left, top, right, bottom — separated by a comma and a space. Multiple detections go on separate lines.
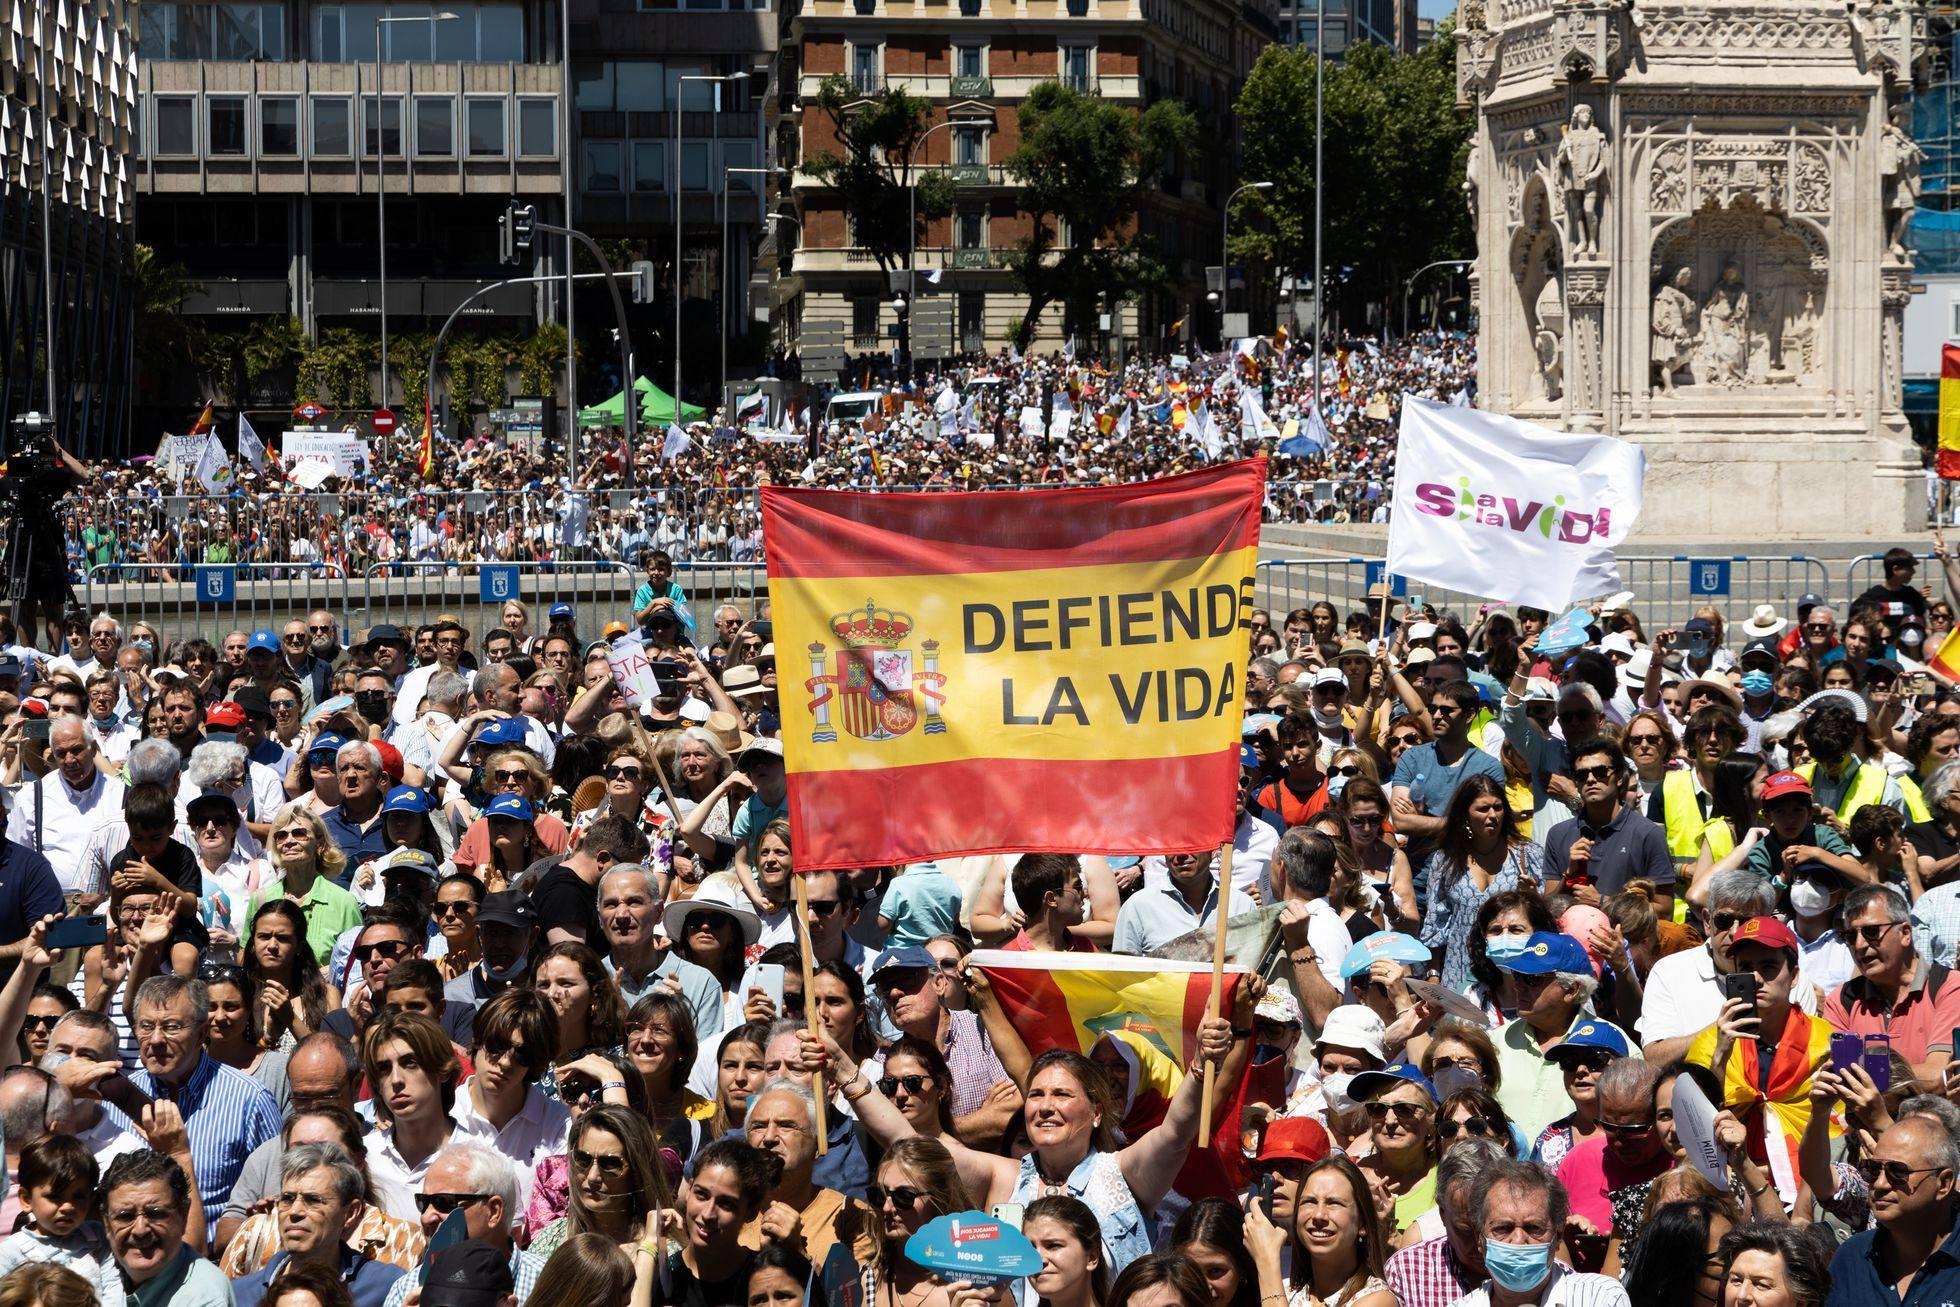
132, 639, 154, 654
1320, 1072, 1355, 1110
1788, 878, 1835, 917
1326, 774, 1350, 802
1740, 671, 1774, 698
1486, 935, 1530, 962
1483, 1240, 1553, 1293
1312, 705, 1345, 730
1254, 1042, 1289, 1066
485, 952, 529, 982
355, 693, 391, 722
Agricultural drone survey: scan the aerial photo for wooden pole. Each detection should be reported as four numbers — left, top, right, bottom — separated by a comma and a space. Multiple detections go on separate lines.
1198, 840, 1236, 1148
794, 873, 829, 1155
646, 745, 688, 829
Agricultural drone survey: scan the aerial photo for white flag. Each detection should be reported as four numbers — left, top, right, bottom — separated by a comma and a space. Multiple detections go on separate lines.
1114, 403, 1133, 442
1450, 387, 1474, 408
1189, 405, 1221, 459
934, 384, 959, 416
1238, 387, 1280, 443
958, 391, 979, 434
236, 413, 266, 469
1387, 398, 1646, 611
192, 432, 231, 494
662, 423, 690, 461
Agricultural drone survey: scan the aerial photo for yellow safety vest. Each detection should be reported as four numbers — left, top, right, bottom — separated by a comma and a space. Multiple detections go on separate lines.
1662, 767, 1732, 863
1795, 760, 1922, 824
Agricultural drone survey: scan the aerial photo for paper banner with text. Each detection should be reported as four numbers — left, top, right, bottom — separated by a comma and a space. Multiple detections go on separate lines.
761, 459, 1266, 869
1387, 398, 1645, 610
606, 631, 662, 708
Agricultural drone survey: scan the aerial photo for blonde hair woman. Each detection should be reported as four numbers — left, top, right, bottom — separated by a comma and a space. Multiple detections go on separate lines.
245, 803, 363, 970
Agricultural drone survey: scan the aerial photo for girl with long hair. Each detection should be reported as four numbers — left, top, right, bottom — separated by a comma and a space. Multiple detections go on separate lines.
1170, 1198, 1258, 1307
1022, 1194, 1109, 1307
822, 1136, 978, 1307
662, 1138, 777, 1307
197, 960, 287, 1109
1686, 752, 1770, 910
1246, 1156, 1393, 1307
1417, 774, 1544, 992
1336, 778, 1416, 936
711, 1021, 771, 1137
242, 898, 336, 1048
532, 942, 629, 1100
527, 1105, 672, 1259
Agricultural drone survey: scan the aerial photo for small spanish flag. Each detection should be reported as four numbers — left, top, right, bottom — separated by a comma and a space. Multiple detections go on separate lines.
1274, 324, 1290, 351
188, 400, 215, 437
416, 396, 433, 479
1940, 344, 1960, 479
1931, 625, 1960, 682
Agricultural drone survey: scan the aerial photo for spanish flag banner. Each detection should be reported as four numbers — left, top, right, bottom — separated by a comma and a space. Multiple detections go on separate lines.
760, 459, 1265, 869
1941, 344, 1960, 479
1928, 624, 1960, 683
416, 397, 433, 480
187, 400, 216, 438
973, 950, 1276, 1199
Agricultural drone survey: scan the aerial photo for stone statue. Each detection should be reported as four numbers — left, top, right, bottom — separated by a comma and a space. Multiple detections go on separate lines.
1535, 326, 1564, 401
1555, 105, 1607, 257
1651, 265, 1698, 395
1464, 136, 1481, 225
1700, 258, 1752, 386
1881, 105, 1923, 257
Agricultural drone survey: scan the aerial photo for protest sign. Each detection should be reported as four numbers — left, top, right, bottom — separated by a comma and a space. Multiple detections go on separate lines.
1387, 398, 1645, 610
760, 460, 1265, 869
605, 632, 663, 709
905, 1212, 1042, 1286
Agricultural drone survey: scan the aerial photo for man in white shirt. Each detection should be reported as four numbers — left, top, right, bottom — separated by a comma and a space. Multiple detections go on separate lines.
7, 718, 125, 896
1113, 849, 1218, 956
1639, 869, 1786, 1064
392, 619, 471, 729
51, 614, 120, 681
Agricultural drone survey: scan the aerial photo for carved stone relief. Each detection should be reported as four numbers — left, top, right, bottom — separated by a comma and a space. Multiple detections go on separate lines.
1648, 197, 1827, 389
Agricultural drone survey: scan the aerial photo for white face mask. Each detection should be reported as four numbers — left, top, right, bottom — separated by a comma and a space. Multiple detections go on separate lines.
1312, 706, 1346, 731
1788, 878, 1836, 918
1320, 1072, 1356, 1110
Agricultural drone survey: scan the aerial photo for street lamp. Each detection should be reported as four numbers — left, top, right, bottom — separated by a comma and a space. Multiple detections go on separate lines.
1220, 180, 1272, 347
899, 117, 964, 376
675, 71, 750, 430
373, 11, 458, 412
1312, 0, 1326, 416
1402, 259, 1472, 338
722, 165, 781, 407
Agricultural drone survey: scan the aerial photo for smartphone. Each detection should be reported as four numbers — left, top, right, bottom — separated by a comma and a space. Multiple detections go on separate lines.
752, 620, 773, 641
1253, 1173, 1278, 1217
44, 917, 106, 951
1831, 1031, 1865, 1074
98, 1073, 153, 1120
749, 963, 786, 1013
1865, 1034, 1894, 1093
650, 660, 686, 697
23, 719, 48, 742
989, 1202, 1025, 1231
1720, 972, 1759, 1024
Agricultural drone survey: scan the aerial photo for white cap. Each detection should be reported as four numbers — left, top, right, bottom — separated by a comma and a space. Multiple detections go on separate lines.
1311, 668, 1347, 691
1599, 632, 1637, 658
1617, 648, 1652, 688
1407, 621, 1438, 642
1256, 988, 1304, 1026
677, 698, 712, 724
1313, 1005, 1387, 1063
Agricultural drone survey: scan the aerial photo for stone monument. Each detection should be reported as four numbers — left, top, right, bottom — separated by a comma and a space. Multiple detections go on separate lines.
1457, 0, 1925, 535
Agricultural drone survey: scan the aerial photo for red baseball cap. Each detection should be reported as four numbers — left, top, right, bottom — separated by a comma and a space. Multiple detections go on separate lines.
205, 702, 245, 731
1726, 915, 1800, 957
1759, 771, 1813, 804
373, 740, 405, 784
1257, 1116, 1331, 1165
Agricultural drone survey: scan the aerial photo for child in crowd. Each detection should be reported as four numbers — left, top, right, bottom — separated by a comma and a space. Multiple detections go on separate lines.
0, 1134, 126, 1307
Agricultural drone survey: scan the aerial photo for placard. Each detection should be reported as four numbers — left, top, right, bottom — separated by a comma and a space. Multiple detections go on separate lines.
904, 1211, 1043, 1287
606, 631, 662, 709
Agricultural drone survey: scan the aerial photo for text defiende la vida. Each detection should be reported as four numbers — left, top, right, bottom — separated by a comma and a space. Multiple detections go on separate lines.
956, 578, 1253, 727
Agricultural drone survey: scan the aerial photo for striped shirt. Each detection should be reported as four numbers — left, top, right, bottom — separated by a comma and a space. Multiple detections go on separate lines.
106, 1050, 281, 1237
1386, 1232, 1480, 1307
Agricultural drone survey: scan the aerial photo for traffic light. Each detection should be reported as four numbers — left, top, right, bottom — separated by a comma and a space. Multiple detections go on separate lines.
629, 259, 656, 305
497, 209, 515, 265
512, 205, 537, 251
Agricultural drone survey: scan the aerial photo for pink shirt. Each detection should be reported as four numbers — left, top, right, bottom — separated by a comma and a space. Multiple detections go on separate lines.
1820, 960, 1960, 1067
1554, 1136, 1673, 1233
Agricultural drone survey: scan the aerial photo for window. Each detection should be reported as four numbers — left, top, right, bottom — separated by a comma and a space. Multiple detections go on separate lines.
363, 95, 403, 157
414, 96, 455, 155
633, 141, 667, 191
1062, 46, 1093, 92
465, 98, 505, 156
959, 0, 980, 13
142, 3, 284, 60
960, 292, 986, 351
954, 126, 984, 165
314, 3, 525, 64
154, 97, 196, 155
852, 45, 880, 94
1066, 0, 1088, 13
518, 100, 556, 156
208, 97, 248, 156
853, 296, 881, 347
582, 141, 623, 191
315, 6, 344, 59
312, 98, 353, 155
260, 97, 299, 155
724, 139, 758, 192
957, 210, 984, 249
956, 46, 984, 77
682, 141, 709, 190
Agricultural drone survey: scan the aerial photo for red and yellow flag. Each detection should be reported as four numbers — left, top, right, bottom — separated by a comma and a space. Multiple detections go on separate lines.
416, 397, 433, 479
188, 400, 215, 437
760, 460, 1266, 869
1941, 344, 1960, 479
1930, 626, 1960, 683
975, 950, 1277, 1200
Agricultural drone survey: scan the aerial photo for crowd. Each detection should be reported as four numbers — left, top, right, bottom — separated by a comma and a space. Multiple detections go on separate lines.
0, 523, 1953, 1307
58, 337, 1471, 581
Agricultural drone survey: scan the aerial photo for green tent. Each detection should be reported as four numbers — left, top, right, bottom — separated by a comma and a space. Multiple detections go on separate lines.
577, 376, 703, 428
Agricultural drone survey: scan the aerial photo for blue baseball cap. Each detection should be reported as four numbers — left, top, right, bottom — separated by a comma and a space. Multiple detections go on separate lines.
473, 718, 525, 747
869, 945, 936, 979
0, 656, 24, 677
1347, 1062, 1438, 1104
1496, 931, 1593, 976
1547, 1020, 1631, 1062
306, 732, 348, 759
549, 603, 574, 620
1239, 744, 1262, 771
247, 629, 280, 654
484, 793, 535, 822
1339, 930, 1433, 981
381, 785, 433, 816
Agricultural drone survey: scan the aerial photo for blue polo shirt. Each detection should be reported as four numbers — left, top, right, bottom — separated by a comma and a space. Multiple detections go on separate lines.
234, 1248, 403, 1307
1827, 1208, 1960, 1306
0, 837, 64, 952
1389, 742, 1505, 826
320, 803, 388, 887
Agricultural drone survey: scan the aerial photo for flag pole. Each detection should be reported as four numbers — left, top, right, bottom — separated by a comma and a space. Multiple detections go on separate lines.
1198, 839, 1235, 1148
795, 872, 830, 1156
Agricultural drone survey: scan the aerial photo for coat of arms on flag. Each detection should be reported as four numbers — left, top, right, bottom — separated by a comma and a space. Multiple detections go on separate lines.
803, 600, 948, 744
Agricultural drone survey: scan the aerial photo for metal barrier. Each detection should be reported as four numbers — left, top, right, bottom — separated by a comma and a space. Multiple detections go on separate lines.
83, 563, 353, 646
1253, 555, 1833, 636
1844, 553, 1936, 609
357, 560, 771, 641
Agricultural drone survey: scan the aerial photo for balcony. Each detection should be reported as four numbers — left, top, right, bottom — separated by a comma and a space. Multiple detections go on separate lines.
951, 163, 990, 185
949, 75, 993, 98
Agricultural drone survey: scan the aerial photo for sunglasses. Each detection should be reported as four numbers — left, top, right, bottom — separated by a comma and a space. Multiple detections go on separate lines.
1438, 1116, 1497, 1140
1857, 1159, 1948, 1189
271, 700, 299, 712
1559, 1051, 1615, 1073
193, 815, 236, 830
414, 1192, 489, 1215
806, 899, 843, 916
878, 1074, 934, 1096
1389, 734, 1423, 748
1598, 1118, 1655, 1135
1805, 623, 1834, 634
356, 940, 410, 962
603, 766, 643, 781
1627, 733, 1665, 748
20, 1013, 61, 1030
684, 913, 734, 935
1328, 765, 1361, 778
1851, 922, 1906, 946
572, 1148, 629, 1177
1710, 912, 1747, 934
867, 1183, 929, 1210
491, 769, 529, 783
1572, 764, 1618, 783
1364, 1100, 1432, 1123
434, 900, 478, 917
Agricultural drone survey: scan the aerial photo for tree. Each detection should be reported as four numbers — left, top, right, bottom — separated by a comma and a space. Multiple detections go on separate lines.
1003, 83, 1196, 344
131, 244, 202, 399
1233, 30, 1472, 332
804, 75, 956, 275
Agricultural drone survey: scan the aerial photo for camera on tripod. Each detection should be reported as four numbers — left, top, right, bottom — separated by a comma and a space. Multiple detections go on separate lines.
5, 412, 55, 468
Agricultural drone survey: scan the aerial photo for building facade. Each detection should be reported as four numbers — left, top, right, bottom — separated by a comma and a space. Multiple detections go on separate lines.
1275, 0, 1419, 59
2, 1, 136, 458
783, 0, 1276, 361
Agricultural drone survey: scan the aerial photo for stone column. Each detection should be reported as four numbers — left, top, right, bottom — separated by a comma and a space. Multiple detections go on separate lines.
1565, 263, 1608, 430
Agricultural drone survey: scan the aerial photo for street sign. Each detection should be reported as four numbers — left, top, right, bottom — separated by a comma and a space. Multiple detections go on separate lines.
1364, 562, 1409, 597
1688, 559, 1732, 596
479, 565, 520, 604
194, 566, 235, 605
296, 403, 325, 421
372, 407, 397, 436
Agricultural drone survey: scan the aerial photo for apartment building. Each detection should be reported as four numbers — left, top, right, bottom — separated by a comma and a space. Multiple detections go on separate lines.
1276, 0, 1419, 58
